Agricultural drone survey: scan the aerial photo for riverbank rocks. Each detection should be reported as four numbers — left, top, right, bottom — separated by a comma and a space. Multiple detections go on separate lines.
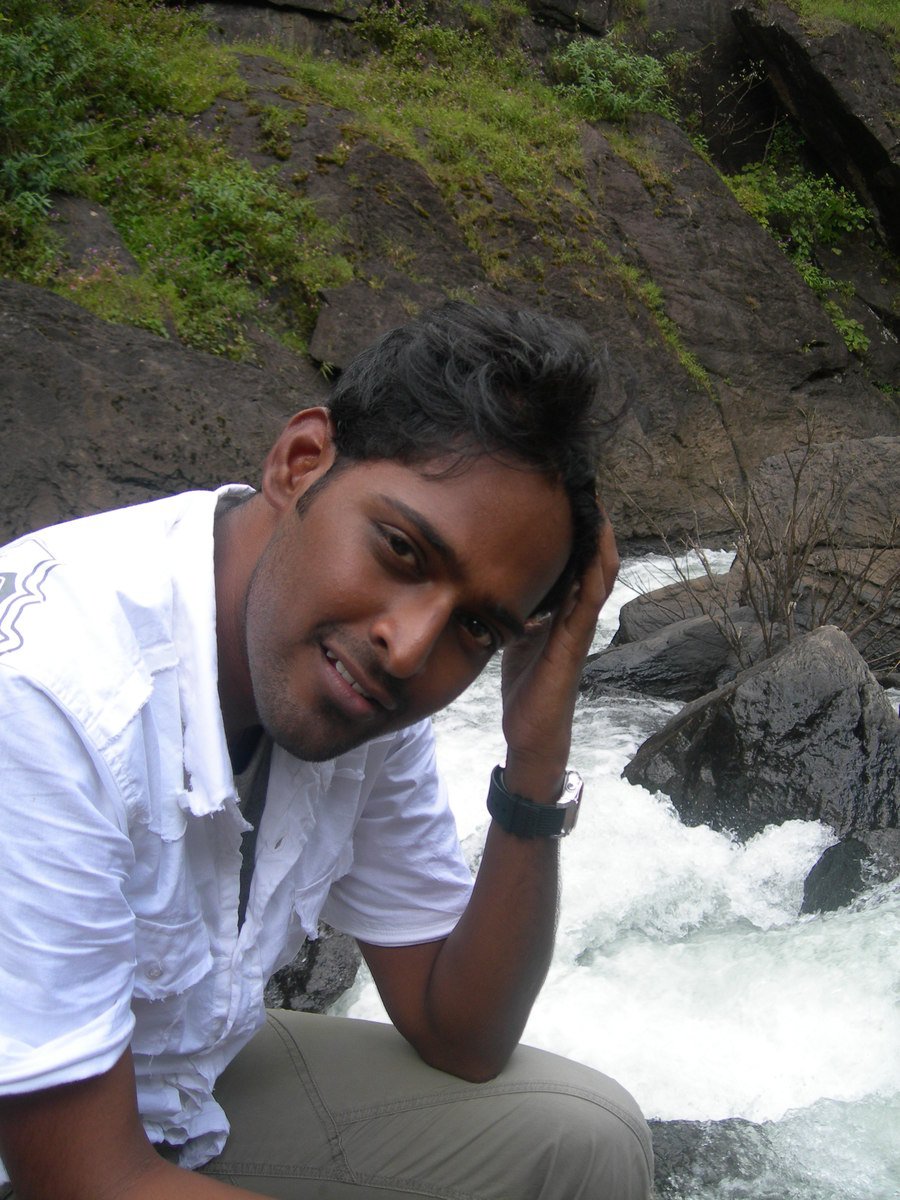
581, 606, 777, 701
747, 436, 900, 675
649, 1117, 780, 1198
600, 436, 899, 697
264, 926, 361, 1013
623, 626, 900, 839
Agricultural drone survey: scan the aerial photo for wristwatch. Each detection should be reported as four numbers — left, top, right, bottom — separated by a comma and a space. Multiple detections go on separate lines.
486, 765, 583, 839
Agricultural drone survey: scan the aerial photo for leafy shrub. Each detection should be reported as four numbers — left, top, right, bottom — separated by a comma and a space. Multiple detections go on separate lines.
725, 131, 871, 354
551, 36, 675, 123
727, 159, 868, 258
0, 0, 225, 253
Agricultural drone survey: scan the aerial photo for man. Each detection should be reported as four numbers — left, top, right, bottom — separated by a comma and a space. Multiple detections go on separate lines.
0, 304, 652, 1198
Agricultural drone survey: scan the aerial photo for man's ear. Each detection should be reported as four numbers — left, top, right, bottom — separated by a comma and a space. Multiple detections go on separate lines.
261, 408, 336, 512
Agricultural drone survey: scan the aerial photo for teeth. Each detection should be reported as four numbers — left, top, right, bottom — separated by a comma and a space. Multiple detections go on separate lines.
325, 650, 373, 699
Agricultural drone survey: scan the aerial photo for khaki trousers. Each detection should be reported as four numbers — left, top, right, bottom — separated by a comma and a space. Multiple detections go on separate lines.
198, 1011, 653, 1199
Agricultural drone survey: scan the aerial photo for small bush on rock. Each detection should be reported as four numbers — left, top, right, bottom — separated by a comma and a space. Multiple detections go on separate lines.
551, 36, 676, 123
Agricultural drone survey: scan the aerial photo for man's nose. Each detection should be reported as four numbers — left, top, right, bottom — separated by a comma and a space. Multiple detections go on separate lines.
370, 593, 449, 679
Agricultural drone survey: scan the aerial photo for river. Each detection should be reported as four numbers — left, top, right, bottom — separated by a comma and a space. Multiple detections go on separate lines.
340, 552, 900, 1199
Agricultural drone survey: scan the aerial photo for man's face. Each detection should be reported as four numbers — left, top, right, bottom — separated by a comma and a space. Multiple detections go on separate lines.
242, 453, 572, 762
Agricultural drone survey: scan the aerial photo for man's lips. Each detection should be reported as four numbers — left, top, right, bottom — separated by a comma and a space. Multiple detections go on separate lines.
323, 647, 398, 712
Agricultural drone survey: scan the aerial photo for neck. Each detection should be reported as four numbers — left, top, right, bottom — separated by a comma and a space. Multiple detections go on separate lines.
213, 495, 266, 750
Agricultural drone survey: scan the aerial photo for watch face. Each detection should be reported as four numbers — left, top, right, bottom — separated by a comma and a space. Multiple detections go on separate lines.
556, 770, 583, 837
560, 771, 583, 804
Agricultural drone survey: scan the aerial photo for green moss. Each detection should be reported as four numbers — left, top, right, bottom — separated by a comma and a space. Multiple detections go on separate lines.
0, 2, 350, 358
606, 253, 716, 393
779, 0, 898, 38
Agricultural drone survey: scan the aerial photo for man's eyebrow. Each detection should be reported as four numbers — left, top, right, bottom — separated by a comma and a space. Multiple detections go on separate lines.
377, 495, 527, 639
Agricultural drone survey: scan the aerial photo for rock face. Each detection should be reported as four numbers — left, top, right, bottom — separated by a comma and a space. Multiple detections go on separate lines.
623, 626, 900, 838
745, 436, 900, 675
732, 1, 900, 254
5, 4, 899, 544
176, 13, 900, 542
0, 279, 326, 545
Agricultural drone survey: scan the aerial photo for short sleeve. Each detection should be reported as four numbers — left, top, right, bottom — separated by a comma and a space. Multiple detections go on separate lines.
0, 667, 137, 1095
320, 720, 473, 946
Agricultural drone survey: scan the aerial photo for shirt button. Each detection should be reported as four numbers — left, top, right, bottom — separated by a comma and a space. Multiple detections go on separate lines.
274, 837, 284, 850
145, 961, 163, 980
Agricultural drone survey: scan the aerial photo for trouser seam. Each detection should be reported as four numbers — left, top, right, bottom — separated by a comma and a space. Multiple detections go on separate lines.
336, 1079, 653, 1180
203, 1161, 497, 1199
337, 1078, 648, 1137
263, 1010, 355, 1183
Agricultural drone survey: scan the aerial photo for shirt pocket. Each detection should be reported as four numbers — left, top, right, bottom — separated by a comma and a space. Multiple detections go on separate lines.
131, 914, 214, 1056
292, 844, 354, 941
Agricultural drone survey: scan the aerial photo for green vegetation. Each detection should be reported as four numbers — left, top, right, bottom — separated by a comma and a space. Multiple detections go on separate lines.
725, 130, 871, 354
0, 0, 889, 375
296, 3, 587, 212
550, 35, 676, 123
780, 0, 899, 38
607, 254, 714, 393
0, 0, 351, 356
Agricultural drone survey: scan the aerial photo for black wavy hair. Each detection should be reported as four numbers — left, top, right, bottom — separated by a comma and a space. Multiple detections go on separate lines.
327, 303, 607, 610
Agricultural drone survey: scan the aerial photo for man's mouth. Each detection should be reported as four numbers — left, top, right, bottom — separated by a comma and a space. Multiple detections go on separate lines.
324, 649, 376, 701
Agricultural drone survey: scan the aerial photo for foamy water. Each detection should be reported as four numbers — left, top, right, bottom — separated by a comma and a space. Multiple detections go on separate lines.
340, 554, 900, 1198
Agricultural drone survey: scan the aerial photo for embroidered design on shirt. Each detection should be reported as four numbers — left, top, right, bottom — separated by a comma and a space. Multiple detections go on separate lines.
0, 539, 58, 656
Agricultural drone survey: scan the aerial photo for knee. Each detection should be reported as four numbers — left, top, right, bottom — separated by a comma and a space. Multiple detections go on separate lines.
494, 1084, 654, 1200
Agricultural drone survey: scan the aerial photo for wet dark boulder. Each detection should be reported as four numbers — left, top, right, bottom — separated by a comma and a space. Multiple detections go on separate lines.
623, 626, 900, 839
582, 606, 775, 701
649, 1117, 780, 1199
801, 829, 900, 914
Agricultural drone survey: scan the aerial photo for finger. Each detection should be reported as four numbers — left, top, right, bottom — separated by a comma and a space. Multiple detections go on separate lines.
597, 507, 620, 596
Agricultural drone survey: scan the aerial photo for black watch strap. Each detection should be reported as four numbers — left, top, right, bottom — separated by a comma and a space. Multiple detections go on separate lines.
486, 765, 582, 839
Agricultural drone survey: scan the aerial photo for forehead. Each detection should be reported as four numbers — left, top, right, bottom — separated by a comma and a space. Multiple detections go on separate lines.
336, 453, 573, 615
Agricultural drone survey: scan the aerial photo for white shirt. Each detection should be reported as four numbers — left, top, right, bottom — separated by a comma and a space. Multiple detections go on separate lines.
0, 489, 473, 1175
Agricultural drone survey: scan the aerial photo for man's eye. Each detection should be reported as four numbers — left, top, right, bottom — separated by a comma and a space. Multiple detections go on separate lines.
381, 528, 420, 568
458, 613, 497, 652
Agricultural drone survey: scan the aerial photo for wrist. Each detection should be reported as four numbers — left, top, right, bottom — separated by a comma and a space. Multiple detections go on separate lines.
487, 766, 583, 839
503, 753, 567, 805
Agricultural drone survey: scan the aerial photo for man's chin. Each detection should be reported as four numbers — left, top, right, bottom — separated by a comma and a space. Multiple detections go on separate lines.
262, 709, 405, 763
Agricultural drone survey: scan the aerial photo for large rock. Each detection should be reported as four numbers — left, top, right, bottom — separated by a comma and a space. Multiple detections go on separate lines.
750, 436, 899, 552
0, 279, 323, 544
574, 115, 898, 538
623, 626, 900, 838
613, 565, 741, 645
582, 606, 775, 701
733, 1, 900, 254
745, 437, 900, 674
189, 47, 900, 544
801, 828, 900, 914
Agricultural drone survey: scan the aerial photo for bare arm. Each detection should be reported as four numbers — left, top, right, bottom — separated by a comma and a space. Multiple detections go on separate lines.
0, 1049, 264, 1200
363, 518, 619, 1081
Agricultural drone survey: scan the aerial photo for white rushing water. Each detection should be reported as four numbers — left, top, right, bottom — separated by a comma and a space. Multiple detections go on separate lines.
340, 553, 900, 1199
